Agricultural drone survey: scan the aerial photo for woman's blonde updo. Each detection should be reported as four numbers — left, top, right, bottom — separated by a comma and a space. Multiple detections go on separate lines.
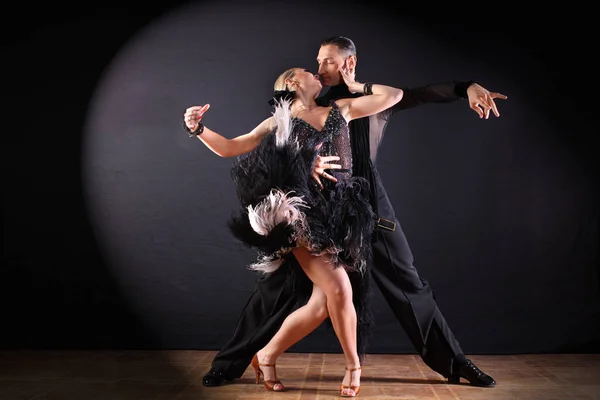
273, 68, 298, 91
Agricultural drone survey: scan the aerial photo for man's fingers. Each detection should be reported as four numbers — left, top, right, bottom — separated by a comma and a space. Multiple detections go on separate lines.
490, 101, 500, 117
470, 91, 506, 119
315, 156, 341, 170
479, 100, 490, 119
322, 172, 338, 183
471, 103, 484, 118
322, 163, 341, 169
312, 173, 324, 189
480, 97, 498, 119
488, 94, 504, 117
313, 170, 338, 187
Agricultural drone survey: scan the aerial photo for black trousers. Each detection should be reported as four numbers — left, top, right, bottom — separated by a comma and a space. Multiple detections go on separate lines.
211, 170, 463, 378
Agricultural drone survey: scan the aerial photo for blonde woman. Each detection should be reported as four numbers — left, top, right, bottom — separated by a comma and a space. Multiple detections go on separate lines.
184, 66, 402, 396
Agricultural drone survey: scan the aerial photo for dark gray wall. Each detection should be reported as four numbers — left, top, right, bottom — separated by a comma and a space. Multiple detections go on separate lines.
4, 1, 599, 354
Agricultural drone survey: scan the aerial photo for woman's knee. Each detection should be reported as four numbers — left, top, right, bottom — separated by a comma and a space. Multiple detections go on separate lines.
312, 303, 329, 321
308, 288, 329, 321
324, 276, 353, 304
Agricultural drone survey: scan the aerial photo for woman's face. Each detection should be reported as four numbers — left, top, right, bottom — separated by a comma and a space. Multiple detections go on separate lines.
288, 68, 322, 94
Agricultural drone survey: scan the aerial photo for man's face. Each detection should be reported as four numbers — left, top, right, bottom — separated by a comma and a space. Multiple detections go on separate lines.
317, 44, 346, 87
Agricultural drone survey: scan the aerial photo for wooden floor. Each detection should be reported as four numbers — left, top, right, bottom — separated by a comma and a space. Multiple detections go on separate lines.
0, 350, 599, 399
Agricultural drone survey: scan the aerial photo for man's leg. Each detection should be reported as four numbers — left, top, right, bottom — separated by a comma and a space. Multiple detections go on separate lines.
369, 172, 495, 387
203, 258, 303, 386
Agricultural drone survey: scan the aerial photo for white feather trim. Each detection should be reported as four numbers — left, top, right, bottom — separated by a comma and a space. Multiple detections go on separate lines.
271, 98, 295, 147
247, 189, 307, 236
248, 256, 284, 274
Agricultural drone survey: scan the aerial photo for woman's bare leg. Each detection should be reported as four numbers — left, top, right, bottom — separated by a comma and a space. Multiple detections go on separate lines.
292, 247, 361, 392
256, 284, 328, 386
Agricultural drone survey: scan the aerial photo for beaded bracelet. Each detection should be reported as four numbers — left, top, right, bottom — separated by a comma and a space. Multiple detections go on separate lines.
183, 121, 205, 137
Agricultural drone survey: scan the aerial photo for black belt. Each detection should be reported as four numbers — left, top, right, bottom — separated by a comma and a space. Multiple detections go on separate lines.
376, 217, 396, 231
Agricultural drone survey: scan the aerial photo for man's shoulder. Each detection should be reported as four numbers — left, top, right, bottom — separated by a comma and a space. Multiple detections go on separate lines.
315, 94, 331, 106
316, 91, 360, 106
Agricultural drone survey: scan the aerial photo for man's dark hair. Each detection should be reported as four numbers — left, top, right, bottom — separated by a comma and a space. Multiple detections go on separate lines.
320, 36, 356, 57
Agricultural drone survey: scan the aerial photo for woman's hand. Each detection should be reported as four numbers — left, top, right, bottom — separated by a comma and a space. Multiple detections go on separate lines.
183, 104, 210, 131
338, 61, 359, 92
339, 62, 365, 94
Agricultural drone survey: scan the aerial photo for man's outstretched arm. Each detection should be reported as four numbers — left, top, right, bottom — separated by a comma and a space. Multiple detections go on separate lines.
392, 81, 507, 118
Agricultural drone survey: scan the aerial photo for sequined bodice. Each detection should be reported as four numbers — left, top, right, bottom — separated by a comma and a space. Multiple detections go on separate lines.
291, 102, 352, 179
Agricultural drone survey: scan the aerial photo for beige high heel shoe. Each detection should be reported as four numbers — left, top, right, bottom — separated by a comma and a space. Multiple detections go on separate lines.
250, 354, 285, 391
340, 366, 361, 397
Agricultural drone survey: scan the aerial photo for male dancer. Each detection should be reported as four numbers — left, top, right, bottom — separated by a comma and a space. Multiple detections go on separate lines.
200, 36, 506, 388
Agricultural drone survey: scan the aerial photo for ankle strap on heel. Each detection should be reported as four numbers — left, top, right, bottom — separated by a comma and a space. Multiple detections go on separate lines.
345, 366, 362, 372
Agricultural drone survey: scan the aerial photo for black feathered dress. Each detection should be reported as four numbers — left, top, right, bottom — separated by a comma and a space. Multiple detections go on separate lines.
227, 98, 376, 357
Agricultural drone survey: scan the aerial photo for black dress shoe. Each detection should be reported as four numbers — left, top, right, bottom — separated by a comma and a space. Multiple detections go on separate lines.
448, 359, 496, 387
202, 368, 234, 387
